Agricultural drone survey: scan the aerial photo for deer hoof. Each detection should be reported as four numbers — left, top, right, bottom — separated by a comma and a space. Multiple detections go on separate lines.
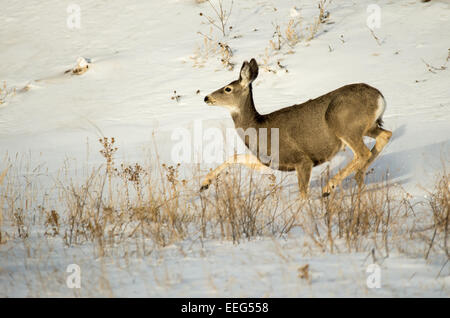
322, 182, 336, 197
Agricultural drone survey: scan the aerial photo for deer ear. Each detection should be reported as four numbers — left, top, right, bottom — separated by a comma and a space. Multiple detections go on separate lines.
239, 59, 258, 86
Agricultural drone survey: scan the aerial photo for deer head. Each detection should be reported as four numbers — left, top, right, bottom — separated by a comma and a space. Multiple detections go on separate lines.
204, 58, 259, 115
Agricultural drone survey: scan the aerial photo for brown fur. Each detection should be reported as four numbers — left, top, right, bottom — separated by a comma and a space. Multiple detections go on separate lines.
203, 59, 392, 197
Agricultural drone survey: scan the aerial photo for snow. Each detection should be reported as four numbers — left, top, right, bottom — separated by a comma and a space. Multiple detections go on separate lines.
0, 0, 449, 297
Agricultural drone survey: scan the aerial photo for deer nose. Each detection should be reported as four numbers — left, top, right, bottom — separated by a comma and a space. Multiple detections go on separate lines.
204, 96, 209, 103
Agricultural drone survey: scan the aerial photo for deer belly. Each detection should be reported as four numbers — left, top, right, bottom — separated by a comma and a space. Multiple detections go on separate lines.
308, 139, 343, 167
276, 138, 342, 169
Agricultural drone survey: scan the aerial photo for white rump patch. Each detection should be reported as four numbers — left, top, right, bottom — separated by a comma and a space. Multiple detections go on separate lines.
375, 95, 386, 120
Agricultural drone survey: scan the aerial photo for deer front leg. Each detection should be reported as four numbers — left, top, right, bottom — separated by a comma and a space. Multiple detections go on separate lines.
200, 154, 272, 191
295, 159, 313, 199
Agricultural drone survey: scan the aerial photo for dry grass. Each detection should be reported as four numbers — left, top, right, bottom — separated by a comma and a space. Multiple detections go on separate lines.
0, 81, 17, 105
260, 0, 330, 73
0, 138, 448, 264
0, 139, 448, 297
191, 0, 235, 70
218, 42, 235, 70
0, 166, 7, 243
191, 28, 218, 68
199, 0, 234, 38
191, 28, 234, 70
192, 1, 330, 72
285, 19, 303, 48
297, 174, 405, 255
195, 167, 293, 243
306, 0, 329, 41
417, 169, 449, 259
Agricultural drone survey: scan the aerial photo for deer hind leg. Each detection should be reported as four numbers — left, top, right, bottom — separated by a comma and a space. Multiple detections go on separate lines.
199, 154, 272, 191
323, 136, 372, 197
295, 158, 313, 199
355, 126, 392, 187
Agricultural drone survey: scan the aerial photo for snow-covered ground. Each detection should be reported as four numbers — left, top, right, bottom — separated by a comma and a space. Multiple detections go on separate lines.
0, 0, 449, 297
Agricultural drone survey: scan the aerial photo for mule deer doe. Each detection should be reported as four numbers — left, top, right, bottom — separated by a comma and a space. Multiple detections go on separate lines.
201, 58, 392, 198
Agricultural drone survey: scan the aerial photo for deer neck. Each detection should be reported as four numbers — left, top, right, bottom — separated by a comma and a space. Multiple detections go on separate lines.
231, 85, 262, 129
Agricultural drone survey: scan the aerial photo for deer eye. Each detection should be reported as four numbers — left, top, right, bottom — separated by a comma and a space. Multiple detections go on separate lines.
224, 87, 232, 93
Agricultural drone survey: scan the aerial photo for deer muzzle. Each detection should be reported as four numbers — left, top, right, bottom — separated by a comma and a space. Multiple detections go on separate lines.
204, 95, 215, 105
